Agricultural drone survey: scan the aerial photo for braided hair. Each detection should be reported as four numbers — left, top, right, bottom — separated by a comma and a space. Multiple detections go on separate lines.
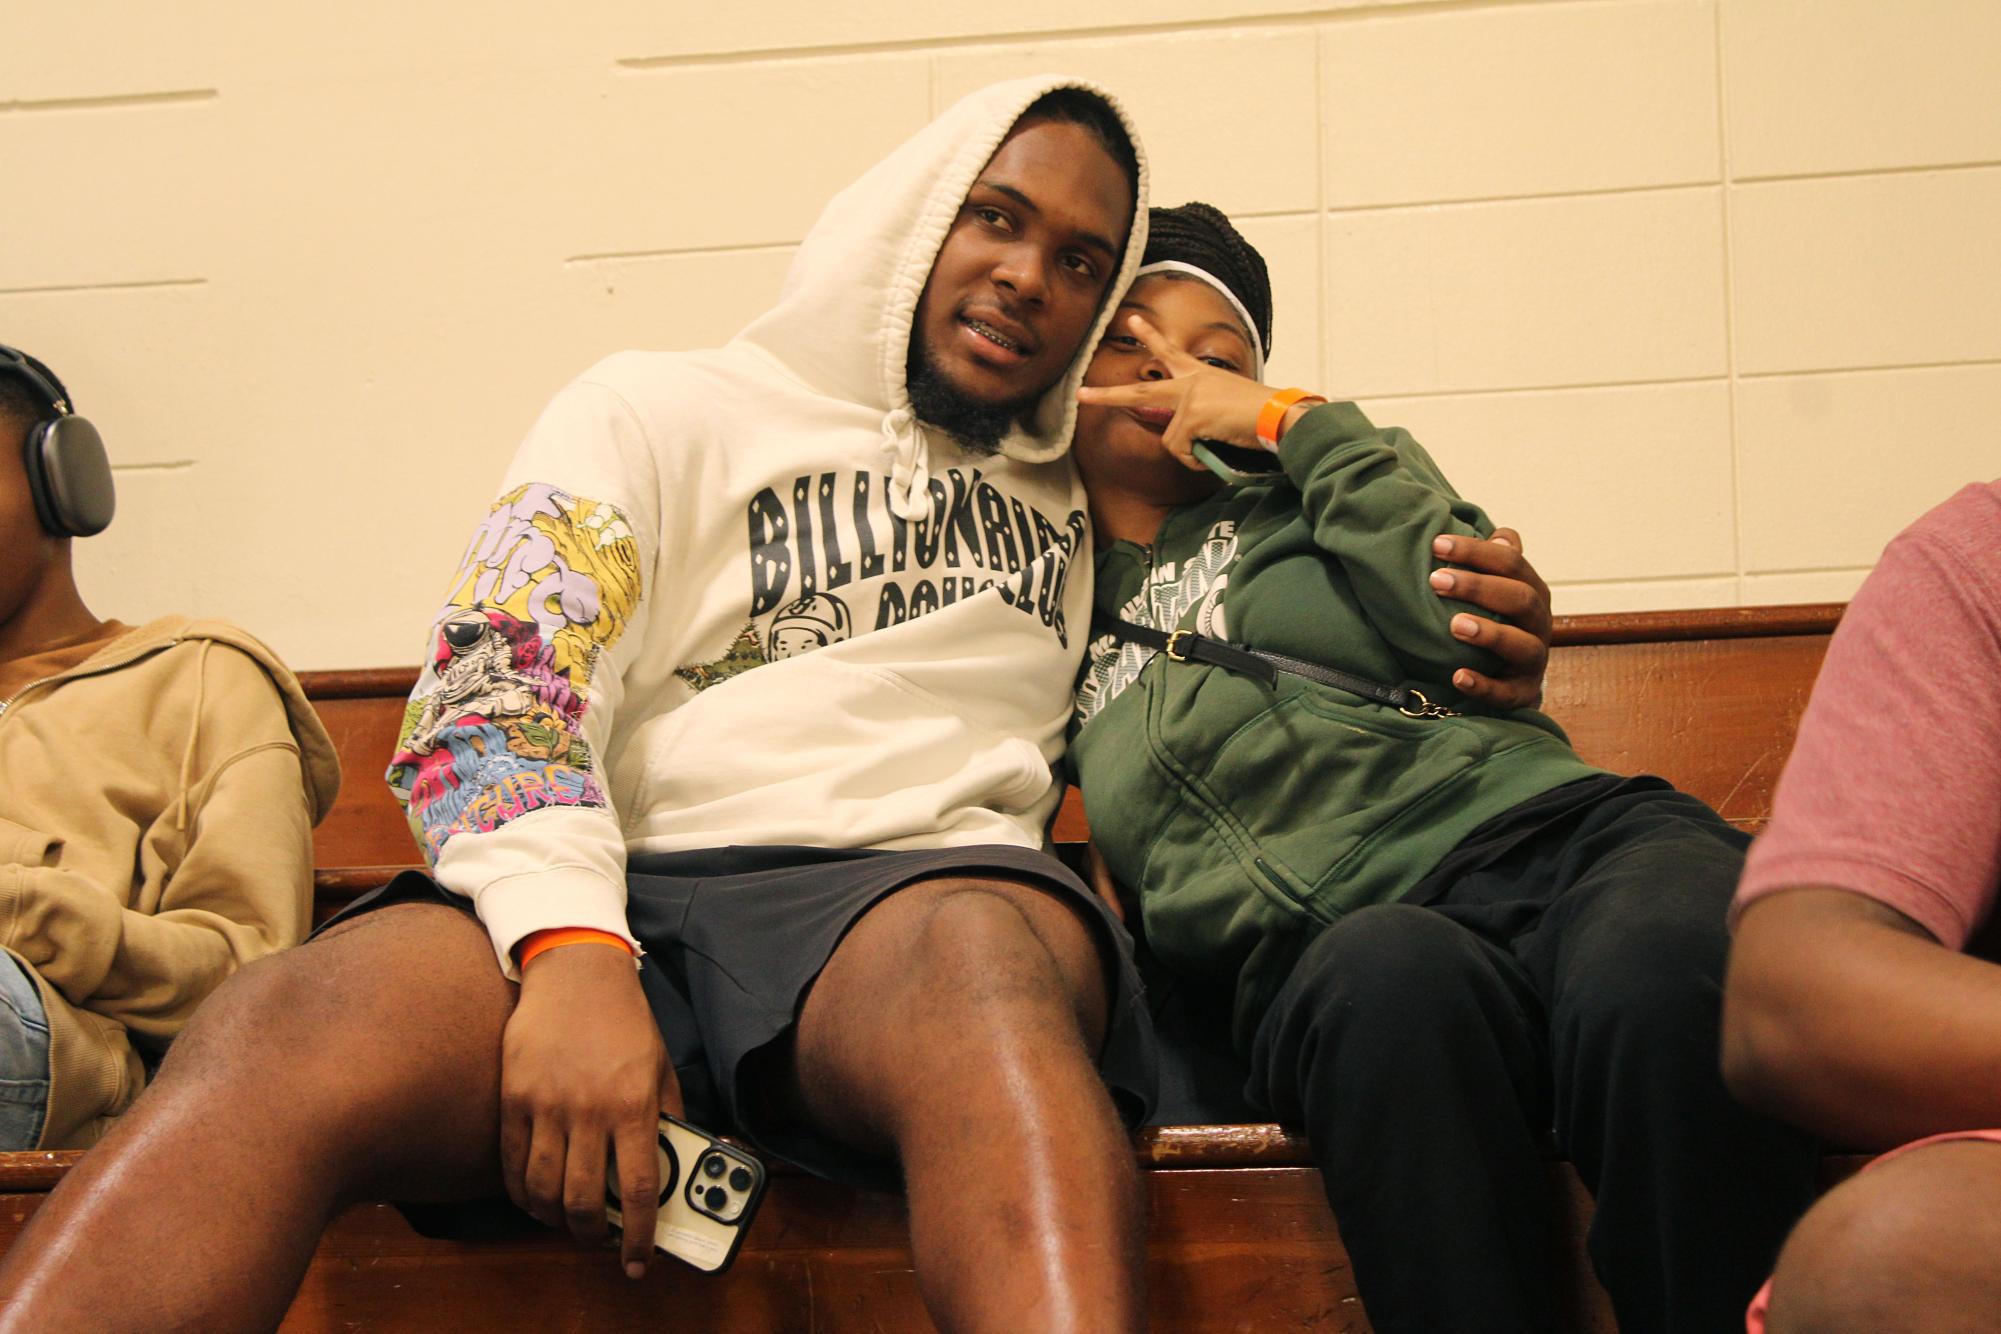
1141, 201, 1274, 360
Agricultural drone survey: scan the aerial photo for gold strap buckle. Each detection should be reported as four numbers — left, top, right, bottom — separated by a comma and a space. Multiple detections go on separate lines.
1398, 688, 1459, 720
1164, 629, 1195, 662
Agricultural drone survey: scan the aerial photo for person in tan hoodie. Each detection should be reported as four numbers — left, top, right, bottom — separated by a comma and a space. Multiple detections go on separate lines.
0, 344, 341, 1149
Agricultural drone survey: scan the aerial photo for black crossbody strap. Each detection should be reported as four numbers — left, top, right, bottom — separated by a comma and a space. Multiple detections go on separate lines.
1097, 615, 1457, 719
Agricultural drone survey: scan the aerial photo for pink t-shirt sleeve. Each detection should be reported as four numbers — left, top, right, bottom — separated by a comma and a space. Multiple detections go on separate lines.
1735, 483, 2001, 950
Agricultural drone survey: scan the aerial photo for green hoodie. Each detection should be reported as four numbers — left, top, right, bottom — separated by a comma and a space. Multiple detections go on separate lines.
1068, 402, 1603, 1051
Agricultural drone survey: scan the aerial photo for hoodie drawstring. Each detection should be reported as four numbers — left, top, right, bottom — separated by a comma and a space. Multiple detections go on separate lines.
883, 405, 936, 522
174, 639, 212, 833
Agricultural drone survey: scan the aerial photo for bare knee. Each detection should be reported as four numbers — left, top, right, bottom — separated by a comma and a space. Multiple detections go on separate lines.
161, 940, 351, 1080
1767, 1143, 2001, 1334
903, 883, 1106, 1039
912, 886, 1063, 986
791, 881, 1113, 1145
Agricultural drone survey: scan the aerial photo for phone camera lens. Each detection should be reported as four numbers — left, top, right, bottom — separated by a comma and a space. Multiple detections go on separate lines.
729, 1167, 753, 1193
704, 1185, 728, 1211
703, 1155, 726, 1179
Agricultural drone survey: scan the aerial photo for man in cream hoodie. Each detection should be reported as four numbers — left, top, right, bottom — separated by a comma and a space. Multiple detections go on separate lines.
1, 79, 1165, 1333
0, 82, 1549, 1330
0, 347, 339, 1152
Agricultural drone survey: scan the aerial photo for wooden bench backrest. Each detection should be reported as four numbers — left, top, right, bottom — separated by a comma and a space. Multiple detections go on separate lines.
4, 603, 1852, 1334
302, 603, 1844, 915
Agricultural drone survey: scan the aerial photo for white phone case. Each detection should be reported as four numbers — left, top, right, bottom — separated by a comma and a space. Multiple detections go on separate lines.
606, 1115, 767, 1273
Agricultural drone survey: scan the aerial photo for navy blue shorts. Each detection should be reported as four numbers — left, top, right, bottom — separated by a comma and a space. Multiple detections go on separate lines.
324, 842, 1155, 1218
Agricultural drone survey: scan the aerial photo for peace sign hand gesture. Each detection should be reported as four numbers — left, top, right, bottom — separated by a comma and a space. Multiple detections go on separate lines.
1076, 312, 1316, 471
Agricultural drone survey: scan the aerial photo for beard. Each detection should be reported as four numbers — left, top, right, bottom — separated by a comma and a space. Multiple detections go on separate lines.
904, 335, 1040, 457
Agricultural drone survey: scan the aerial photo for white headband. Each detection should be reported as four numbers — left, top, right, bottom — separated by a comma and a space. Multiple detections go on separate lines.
1131, 259, 1266, 380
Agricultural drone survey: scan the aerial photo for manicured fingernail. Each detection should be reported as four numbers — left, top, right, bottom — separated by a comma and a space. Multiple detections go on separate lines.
1429, 569, 1456, 592
1451, 614, 1478, 639
626, 1261, 645, 1280
1454, 670, 1475, 689
1432, 536, 1454, 557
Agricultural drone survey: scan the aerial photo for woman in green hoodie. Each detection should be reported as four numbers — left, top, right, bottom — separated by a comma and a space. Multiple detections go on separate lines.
1066, 203, 1817, 1334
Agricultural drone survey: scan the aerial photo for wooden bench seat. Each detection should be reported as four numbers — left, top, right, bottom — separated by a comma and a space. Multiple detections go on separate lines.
0, 603, 1850, 1331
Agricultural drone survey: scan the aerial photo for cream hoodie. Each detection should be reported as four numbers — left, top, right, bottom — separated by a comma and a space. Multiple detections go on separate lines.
0, 616, 340, 1147
387, 76, 1149, 970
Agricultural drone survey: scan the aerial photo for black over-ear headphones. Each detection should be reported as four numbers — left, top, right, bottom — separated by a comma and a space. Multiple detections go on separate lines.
0, 344, 114, 538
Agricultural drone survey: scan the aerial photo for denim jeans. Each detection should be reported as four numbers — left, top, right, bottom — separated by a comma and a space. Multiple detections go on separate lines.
0, 955, 51, 1150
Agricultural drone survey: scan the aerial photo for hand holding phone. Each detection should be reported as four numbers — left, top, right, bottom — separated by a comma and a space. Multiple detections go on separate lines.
606, 1115, 768, 1273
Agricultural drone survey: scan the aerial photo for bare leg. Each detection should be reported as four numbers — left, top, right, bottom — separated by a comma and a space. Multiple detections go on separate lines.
1766, 1140, 2001, 1334
0, 904, 514, 1331
779, 876, 1142, 1334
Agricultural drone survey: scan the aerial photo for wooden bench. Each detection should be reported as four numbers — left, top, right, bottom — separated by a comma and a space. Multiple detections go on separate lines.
0, 604, 1849, 1331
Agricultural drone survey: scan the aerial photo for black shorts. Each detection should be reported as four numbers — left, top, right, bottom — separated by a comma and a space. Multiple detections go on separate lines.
324, 843, 1155, 1214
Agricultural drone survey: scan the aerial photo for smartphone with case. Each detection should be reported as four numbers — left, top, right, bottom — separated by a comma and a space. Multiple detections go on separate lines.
1192, 438, 1284, 484
606, 1114, 767, 1273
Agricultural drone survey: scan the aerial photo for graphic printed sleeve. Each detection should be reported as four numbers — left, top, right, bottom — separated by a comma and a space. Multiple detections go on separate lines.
386, 378, 662, 975
1276, 401, 1501, 686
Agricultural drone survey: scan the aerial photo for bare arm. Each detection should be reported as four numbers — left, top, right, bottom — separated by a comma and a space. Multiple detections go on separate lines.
1724, 887, 2001, 1150
1723, 513, 2001, 1150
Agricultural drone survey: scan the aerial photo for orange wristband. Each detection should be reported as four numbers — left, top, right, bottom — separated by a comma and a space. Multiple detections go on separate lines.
516, 927, 635, 970
1255, 387, 1321, 447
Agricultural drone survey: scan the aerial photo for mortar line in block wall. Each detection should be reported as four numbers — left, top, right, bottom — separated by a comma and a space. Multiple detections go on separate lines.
1216, 206, 1321, 222
1550, 571, 1742, 591
0, 278, 207, 298
1736, 356, 2001, 382
1734, 158, 2001, 189
562, 242, 797, 266
1735, 563, 1874, 581
1313, 26, 1331, 398
0, 89, 216, 115
1713, 0, 1745, 601
1361, 373, 1730, 404
611, 0, 1557, 71
110, 461, 198, 475
1322, 179, 1718, 218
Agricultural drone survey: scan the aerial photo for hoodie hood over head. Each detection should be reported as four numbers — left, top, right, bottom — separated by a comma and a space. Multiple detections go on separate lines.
385, 78, 1151, 1010
735, 75, 1150, 520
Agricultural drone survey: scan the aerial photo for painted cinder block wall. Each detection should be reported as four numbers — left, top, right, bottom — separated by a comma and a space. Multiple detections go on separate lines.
5, 0, 1996, 668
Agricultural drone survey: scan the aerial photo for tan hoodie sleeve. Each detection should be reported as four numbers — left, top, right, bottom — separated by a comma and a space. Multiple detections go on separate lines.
0, 645, 314, 1045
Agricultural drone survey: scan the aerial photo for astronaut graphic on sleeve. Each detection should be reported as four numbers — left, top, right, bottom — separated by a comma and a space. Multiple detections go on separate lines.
388, 483, 640, 859
402, 609, 550, 756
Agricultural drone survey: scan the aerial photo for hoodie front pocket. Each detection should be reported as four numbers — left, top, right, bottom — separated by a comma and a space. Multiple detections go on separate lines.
0, 818, 55, 870
1149, 681, 1487, 913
